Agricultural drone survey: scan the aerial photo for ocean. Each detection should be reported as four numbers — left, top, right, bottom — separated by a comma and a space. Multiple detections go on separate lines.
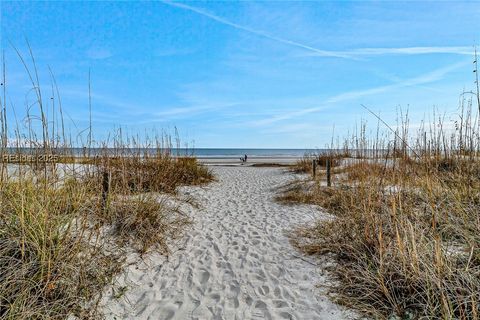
4, 148, 323, 158
184, 148, 320, 158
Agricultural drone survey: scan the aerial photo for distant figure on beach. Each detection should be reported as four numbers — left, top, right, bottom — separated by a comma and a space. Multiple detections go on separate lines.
240, 154, 248, 164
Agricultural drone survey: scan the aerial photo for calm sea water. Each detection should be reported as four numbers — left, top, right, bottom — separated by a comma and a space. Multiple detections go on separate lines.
7, 148, 324, 158
186, 148, 321, 158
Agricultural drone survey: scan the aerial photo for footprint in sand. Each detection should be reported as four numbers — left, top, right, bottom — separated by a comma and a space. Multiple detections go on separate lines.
102, 167, 354, 320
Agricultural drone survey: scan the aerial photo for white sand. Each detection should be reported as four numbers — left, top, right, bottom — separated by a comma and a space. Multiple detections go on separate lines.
102, 166, 353, 320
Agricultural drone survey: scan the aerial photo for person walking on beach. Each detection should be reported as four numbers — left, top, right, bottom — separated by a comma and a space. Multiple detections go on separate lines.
244, 154, 247, 162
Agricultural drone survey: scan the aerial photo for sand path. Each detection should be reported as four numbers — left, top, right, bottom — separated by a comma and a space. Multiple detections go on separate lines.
103, 166, 351, 320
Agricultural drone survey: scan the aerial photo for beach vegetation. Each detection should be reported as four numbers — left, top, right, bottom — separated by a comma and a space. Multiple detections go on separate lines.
0, 47, 213, 318
282, 85, 480, 318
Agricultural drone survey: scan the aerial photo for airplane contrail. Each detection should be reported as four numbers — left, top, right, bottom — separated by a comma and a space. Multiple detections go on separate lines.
161, 1, 351, 59
162, 1, 474, 59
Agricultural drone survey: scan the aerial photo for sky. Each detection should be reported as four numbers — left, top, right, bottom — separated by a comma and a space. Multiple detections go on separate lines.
1, 1, 479, 148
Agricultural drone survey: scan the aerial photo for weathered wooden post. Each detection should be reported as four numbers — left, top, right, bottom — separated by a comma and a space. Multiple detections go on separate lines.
312, 159, 317, 178
102, 171, 110, 211
326, 158, 331, 187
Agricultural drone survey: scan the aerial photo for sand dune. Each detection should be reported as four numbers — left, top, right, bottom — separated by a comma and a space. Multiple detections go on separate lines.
102, 166, 352, 320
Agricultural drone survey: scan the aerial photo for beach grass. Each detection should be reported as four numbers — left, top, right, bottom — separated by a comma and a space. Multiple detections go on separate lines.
290, 154, 343, 174
0, 49, 213, 318
0, 178, 122, 319
281, 98, 480, 318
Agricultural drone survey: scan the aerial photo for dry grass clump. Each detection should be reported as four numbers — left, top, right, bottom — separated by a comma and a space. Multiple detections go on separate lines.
290, 156, 314, 173
0, 47, 213, 319
105, 195, 191, 254
101, 155, 213, 194
291, 154, 342, 173
290, 165, 480, 318
0, 172, 196, 318
284, 99, 480, 317
0, 179, 121, 319
342, 161, 391, 182
277, 181, 350, 212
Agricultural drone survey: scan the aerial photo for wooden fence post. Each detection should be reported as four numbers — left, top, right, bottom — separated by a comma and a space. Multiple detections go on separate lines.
326, 159, 331, 187
312, 159, 317, 178
102, 171, 110, 211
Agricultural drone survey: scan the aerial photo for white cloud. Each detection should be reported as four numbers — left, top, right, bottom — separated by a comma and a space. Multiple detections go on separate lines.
250, 60, 469, 126
161, 1, 350, 59
151, 102, 239, 119
162, 2, 475, 59
350, 46, 474, 56
301, 46, 474, 58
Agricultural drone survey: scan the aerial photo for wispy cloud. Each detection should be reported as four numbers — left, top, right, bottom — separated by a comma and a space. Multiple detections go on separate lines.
301, 46, 474, 58
350, 46, 473, 56
150, 102, 239, 120
250, 60, 468, 126
163, 2, 474, 59
60, 88, 147, 114
250, 105, 330, 126
161, 1, 350, 59
60, 85, 243, 125
325, 61, 465, 104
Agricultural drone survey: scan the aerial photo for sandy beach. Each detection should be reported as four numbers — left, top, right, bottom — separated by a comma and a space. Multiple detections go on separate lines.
198, 157, 299, 166
102, 166, 351, 320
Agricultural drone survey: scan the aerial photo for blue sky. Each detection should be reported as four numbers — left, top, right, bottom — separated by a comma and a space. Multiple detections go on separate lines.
1, 1, 479, 148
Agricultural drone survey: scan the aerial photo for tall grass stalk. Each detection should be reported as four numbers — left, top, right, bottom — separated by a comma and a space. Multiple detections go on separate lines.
282, 66, 480, 319
0, 45, 213, 318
